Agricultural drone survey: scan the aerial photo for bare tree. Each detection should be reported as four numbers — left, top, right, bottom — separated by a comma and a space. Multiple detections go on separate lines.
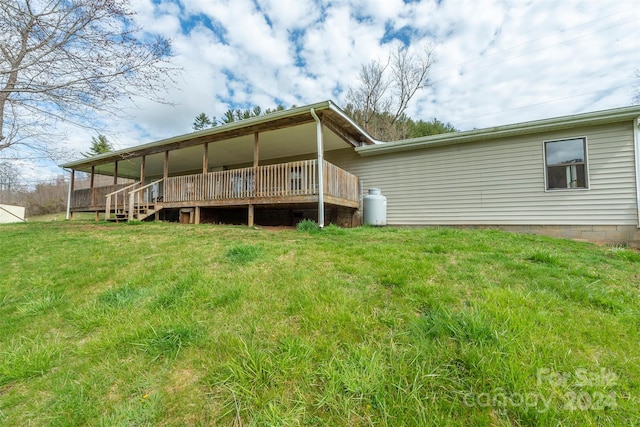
0, 0, 176, 156
0, 161, 20, 197
346, 45, 436, 140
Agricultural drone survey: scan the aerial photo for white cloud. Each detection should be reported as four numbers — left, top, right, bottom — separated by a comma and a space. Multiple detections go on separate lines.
6, 0, 639, 182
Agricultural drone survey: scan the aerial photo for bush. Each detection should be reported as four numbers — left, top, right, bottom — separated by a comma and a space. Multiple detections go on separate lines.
296, 219, 319, 233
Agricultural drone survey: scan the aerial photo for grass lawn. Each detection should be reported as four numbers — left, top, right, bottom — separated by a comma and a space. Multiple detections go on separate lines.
0, 221, 638, 426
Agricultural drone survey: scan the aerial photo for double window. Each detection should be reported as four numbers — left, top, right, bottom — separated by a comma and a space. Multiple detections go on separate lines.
544, 137, 588, 190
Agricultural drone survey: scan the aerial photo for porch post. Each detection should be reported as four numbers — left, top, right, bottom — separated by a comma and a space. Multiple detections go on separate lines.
202, 143, 209, 174
90, 165, 96, 210
310, 108, 325, 228
67, 169, 76, 221
164, 150, 169, 202
248, 132, 259, 227
113, 161, 118, 185
66, 169, 74, 220
202, 143, 208, 201
140, 155, 146, 185
163, 150, 169, 181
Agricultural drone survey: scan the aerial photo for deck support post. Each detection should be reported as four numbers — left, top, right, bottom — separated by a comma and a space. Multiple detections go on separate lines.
248, 204, 254, 227
195, 206, 201, 224
310, 108, 325, 228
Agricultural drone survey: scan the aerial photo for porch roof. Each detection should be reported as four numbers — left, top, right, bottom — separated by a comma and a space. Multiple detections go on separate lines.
61, 100, 378, 180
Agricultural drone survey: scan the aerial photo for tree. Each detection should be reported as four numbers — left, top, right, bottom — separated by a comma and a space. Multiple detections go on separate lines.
193, 113, 214, 131
345, 45, 437, 140
0, 0, 176, 156
0, 161, 20, 195
192, 104, 287, 129
408, 118, 457, 138
83, 135, 113, 157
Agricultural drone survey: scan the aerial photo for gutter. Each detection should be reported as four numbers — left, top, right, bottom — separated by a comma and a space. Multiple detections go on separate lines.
310, 108, 324, 228
327, 102, 381, 146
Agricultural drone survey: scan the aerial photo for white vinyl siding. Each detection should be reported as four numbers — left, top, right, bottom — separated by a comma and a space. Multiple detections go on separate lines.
325, 121, 637, 226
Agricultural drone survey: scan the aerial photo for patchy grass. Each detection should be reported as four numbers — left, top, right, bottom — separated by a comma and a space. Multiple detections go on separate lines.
26, 211, 95, 222
0, 221, 638, 425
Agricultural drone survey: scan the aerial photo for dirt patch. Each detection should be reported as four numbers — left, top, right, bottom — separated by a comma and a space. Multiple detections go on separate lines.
255, 225, 296, 232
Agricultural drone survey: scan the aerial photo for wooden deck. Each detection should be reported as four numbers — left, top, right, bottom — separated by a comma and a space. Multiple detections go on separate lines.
70, 160, 360, 215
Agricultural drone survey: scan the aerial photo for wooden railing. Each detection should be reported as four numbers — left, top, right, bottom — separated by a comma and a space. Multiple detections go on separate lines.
323, 161, 359, 202
71, 183, 132, 209
127, 179, 163, 220
164, 160, 357, 204
72, 160, 359, 212
104, 182, 140, 220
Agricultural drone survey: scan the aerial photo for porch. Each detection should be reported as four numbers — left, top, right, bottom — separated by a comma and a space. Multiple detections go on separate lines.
70, 159, 360, 224
63, 101, 376, 226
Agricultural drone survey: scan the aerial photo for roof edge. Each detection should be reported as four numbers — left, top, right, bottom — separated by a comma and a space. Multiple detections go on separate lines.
355, 105, 640, 156
60, 100, 336, 168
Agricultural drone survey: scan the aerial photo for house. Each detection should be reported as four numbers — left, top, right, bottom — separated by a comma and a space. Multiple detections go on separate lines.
61, 100, 640, 247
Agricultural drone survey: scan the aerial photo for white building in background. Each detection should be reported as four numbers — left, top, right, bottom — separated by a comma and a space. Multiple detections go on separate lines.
0, 204, 26, 224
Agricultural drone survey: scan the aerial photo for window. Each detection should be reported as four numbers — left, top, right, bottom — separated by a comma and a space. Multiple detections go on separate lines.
544, 138, 588, 190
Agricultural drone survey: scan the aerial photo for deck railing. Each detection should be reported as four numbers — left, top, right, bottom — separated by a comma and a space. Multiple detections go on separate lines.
71, 183, 132, 209
104, 182, 140, 220
163, 160, 357, 204
127, 179, 163, 220
323, 161, 359, 202
72, 160, 359, 211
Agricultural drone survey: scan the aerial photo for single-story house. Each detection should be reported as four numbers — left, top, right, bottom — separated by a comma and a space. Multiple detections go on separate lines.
61, 100, 640, 247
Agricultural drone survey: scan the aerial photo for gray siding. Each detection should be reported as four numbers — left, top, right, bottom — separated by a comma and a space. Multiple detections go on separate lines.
325, 121, 638, 226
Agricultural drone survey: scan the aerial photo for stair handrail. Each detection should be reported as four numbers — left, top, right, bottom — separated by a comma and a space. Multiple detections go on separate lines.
105, 181, 140, 220
128, 179, 164, 221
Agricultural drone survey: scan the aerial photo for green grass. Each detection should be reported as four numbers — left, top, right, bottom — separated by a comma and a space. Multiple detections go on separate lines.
0, 221, 638, 425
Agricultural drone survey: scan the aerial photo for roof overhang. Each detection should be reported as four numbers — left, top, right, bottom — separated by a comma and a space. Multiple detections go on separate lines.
356, 105, 640, 156
61, 100, 378, 178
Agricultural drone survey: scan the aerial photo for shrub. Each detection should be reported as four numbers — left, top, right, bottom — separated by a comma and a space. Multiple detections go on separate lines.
296, 219, 319, 233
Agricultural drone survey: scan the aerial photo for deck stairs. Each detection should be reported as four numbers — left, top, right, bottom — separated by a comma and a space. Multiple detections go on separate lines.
105, 179, 164, 222
107, 205, 161, 222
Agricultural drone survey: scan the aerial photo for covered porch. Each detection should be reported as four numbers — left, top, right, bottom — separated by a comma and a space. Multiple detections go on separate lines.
62, 101, 375, 226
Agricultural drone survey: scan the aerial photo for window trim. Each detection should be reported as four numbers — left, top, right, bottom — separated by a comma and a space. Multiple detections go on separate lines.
543, 136, 590, 191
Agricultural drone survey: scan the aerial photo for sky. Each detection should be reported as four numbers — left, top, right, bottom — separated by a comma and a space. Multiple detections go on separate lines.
9, 0, 640, 184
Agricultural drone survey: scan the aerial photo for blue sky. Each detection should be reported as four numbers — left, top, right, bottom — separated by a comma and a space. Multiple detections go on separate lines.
14, 0, 640, 182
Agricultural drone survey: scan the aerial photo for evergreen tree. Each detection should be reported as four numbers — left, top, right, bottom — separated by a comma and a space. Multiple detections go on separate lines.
83, 135, 113, 157
193, 113, 213, 131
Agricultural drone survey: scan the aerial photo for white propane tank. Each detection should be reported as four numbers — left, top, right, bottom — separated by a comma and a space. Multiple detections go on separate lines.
363, 188, 387, 226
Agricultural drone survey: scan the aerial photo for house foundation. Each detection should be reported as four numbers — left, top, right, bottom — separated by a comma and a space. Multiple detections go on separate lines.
437, 224, 640, 248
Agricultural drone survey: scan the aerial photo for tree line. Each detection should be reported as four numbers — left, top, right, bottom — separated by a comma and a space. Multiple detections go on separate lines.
192, 46, 456, 140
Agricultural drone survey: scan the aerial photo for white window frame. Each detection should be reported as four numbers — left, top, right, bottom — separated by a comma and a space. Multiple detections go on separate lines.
543, 136, 590, 191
